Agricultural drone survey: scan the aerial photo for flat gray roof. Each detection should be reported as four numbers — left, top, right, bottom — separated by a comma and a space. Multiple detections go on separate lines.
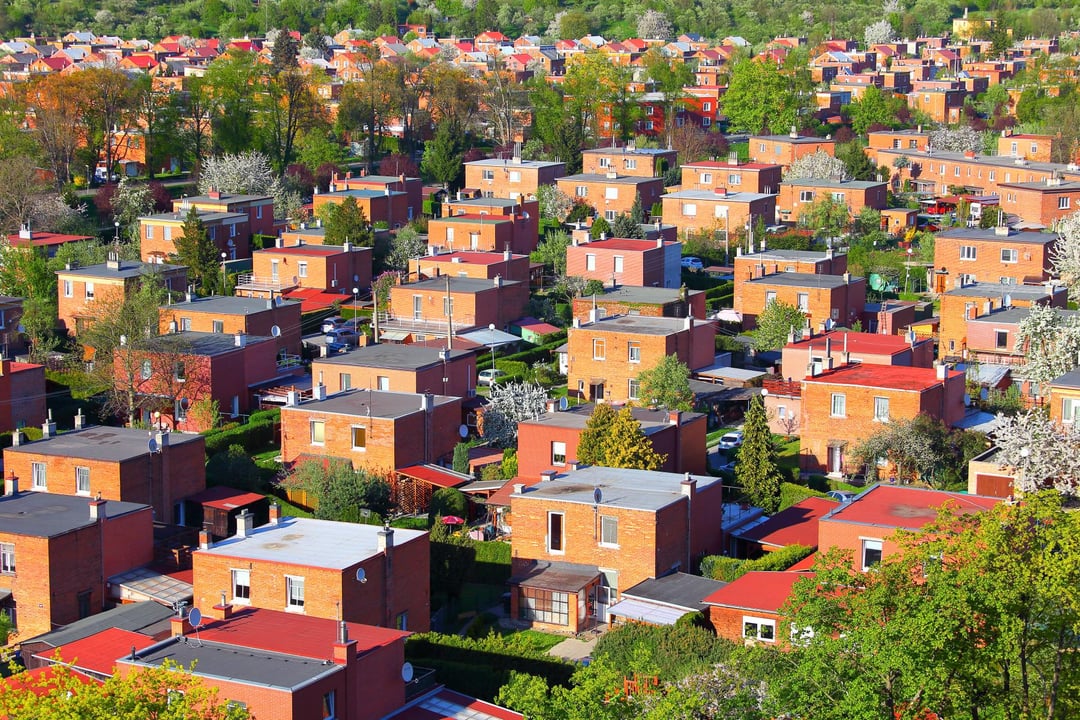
579, 314, 702, 336
593, 286, 702, 304
448, 197, 519, 208
662, 190, 774, 202
403, 276, 522, 292
315, 343, 473, 370
780, 178, 884, 189
1050, 368, 1080, 389
140, 210, 247, 223
0, 491, 148, 538
131, 638, 340, 690
7, 425, 203, 462
285, 388, 458, 419
559, 173, 661, 185
179, 193, 272, 204
742, 249, 836, 262
520, 404, 703, 434
22, 601, 174, 648
967, 307, 1080, 325
163, 296, 300, 315
466, 158, 565, 168
513, 465, 718, 512
877, 147, 1079, 177
144, 331, 273, 356
747, 272, 858, 289
582, 147, 675, 156
196, 516, 426, 569
999, 181, 1080, 192
945, 282, 1058, 299
623, 572, 727, 611
57, 261, 186, 280
752, 134, 834, 144
937, 227, 1057, 245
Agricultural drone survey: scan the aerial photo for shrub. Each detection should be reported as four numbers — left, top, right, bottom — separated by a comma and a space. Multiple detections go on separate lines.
780, 482, 828, 511
203, 409, 279, 456
205, 444, 265, 491
429, 488, 468, 524
699, 544, 815, 582
593, 621, 733, 681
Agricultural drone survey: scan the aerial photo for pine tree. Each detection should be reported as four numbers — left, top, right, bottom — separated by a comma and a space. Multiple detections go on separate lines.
589, 215, 611, 239
174, 206, 221, 294
421, 122, 465, 191
735, 394, 784, 514
323, 196, 374, 247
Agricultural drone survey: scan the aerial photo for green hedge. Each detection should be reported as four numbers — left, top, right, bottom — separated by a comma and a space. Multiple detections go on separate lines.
700, 543, 815, 582
0, 427, 44, 450
780, 482, 829, 511
476, 332, 568, 373
593, 622, 733, 682
203, 409, 280, 456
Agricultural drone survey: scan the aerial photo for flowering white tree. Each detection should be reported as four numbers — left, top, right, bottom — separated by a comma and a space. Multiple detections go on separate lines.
784, 150, 849, 181
1013, 303, 1080, 393
864, 20, 895, 47
481, 380, 548, 448
111, 178, 153, 241
1050, 211, 1080, 303
991, 410, 1080, 496
928, 126, 985, 154
536, 184, 573, 221
198, 151, 300, 220
637, 10, 673, 41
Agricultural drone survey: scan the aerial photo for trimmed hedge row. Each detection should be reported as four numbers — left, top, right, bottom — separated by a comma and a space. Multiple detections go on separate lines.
203, 408, 280, 456
0, 427, 44, 450
476, 332, 568, 372
699, 543, 815, 582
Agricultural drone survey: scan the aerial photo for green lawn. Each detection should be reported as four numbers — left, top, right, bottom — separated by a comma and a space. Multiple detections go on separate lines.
775, 435, 801, 480
264, 493, 313, 518
707, 426, 740, 447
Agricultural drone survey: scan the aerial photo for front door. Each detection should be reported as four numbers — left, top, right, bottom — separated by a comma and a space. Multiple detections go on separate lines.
590, 382, 604, 403
593, 570, 618, 623
829, 445, 843, 475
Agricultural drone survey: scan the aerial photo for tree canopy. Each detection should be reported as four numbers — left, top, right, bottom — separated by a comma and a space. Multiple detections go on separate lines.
577, 404, 666, 471
735, 394, 784, 513
636, 355, 693, 411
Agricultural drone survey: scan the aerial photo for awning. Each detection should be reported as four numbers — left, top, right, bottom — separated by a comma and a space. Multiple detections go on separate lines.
510, 561, 600, 593
397, 464, 472, 489
0, 589, 11, 602
108, 567, 192, 606
379, 330, 411, 341
608, 598, 688, 626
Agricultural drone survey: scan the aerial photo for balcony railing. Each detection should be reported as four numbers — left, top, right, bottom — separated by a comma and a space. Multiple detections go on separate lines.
276, 353, 302, 370
376, 312, 472, 336
234, 272, 295, 293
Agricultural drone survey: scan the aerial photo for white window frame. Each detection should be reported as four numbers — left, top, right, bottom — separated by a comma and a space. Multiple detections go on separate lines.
861, 538, 883, 571
830, 393, 846, 418
1059, 197, 1071, 210
482, 169, 494, 181
141, 360, 152, 380
285, 575, 305, 611
298, 261, 308, 278
547, 511, 565, 554
628, 378, 640, 400
232, 568, 251, 604
508, 170, 521, 183
743, 616, 776, 643
624, 159, 637, 170
310, 420, 326, 445
551, 441, 566, 466
613, 255, 623, 273
212, 320, 224, 333
575, 186, 587, 197
796, 293, 809, 312
799, 190, 814, 202
0, 543, 13, 574
85, 282, 95, 300
682, 202, 697, 217
1063, 397, 1079, 424
340, 373, 352, 391
873, 396, 890, 422
351, 425, 366, 451
585, 254, 596, 271
146, 225, 154, 239
600, 515, 618, 547
63, 279, 73, 298
604, 187, 618, 200
31, 462, 46, 490
592, 339, 605, 360
628, 341, 640, 363
960, 245, 977, 260
699, 172, 712, 184
75, 466, 90, 495
1000, 248, 1018, 263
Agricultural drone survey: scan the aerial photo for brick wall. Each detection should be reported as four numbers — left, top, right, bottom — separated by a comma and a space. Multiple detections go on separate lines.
777, 183, 887, 224
411, 255, 532, 283
817, 518, 903, 572
140, 217, 251, 262
736, 278, 866, 331
566, 242, 669, 287
748, 137, 835, 169
680, 164, 783, 194
707, 605, 782, 647
389, 283, 530, 330
938, 290, 1064, 360
159, 303, 303, 358
934, 236, 1053, 285
0, 363, 46, 432
570, 293, 708, 323
660, 195, 774, 236
313, 355, 476, 397
464, 164, 566, 199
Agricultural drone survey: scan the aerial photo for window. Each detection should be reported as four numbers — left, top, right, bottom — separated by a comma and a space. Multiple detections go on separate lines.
340, 373, 352, 391
598, 157, 610, 168
442, 296, 453, 317
141, 360, 152, 380
624, 159, 637, 170
1063, 397, 1079, 424
85, 282, 95, 300
604, 187, 618, 200
1001, 248, 1018, 263
628, 341, 640, 362
799, 190, 814, 202
628, 378, 640, 400
575, 186, 587, 197
1060, 197, 1071, 210
509, 171, 521, 183
960, 245, 977, 260
862, 538, 883, 570
519, 587, 569, 625
256, 204, 263, 219
682, 203, 697, 217
173, 362, 185, 382
232, 569, 251, 602
989, 171, 995, 181
613, 256, 623, 273
547, 512, 564, 553
75, 466, 90, 495
395, 612, 408, 630
600, 515, 618, 546
830, 393, 846, 418
995, 330, 1009, 349
759, 143, 766, 152
743, 616, 776, 642
644, 121, 654, 131
146, 225, 154, 239
321, 690, 336, 719
63, 279, 73, 298
646, 105, 655, 116
777, 405, 787, 419
728, 173, 741, 185
954, 166, 960, 177
482, 169, 494, 181
164, 226, 172, 241
351, 426, 366, 450
831, 192, 845, 202
286, 575, 305, 609
310, 420, 325, 445
873, 396, 890, 422
0, 544, 13, 574
702, 117, 711, 127
796, 293, 809, 312
699, 172, 712, 184
31, 462, 46, 490
592, 339, 605, 360
377, 376, 389, 391
298, 261, 308, 278
551, 441, 566, 466
211, 320, 224, 333
585, 254, 596, 271
765, 290, 777, 305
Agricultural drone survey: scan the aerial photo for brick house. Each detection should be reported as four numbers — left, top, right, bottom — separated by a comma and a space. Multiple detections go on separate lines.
817, 484, 998, 572
733, 497, 838, 558
138, 209, 250, 263
508, 466, 723, 630
567, 314, 716, 404
0, 359, 47, 432
427, 211, 539, 256
704, 571, 808, 647
386, 276, 529, 335
580, 146, 677, 178
570, 285, 707, 323
736, 272, 867, 331
999, 180, 1080, 228
236, 242, 373, 299
556, 174, 665, 222
566, 237, 681, 288
733, 248, 848, 292
312, 188, 410, 229
777, 179, 888, 225
996, 133, 1063, 163
312, 343, 476, 397
4, 424, 206, 524
56, 259, 188, 337
463, 158, 566, 200
907, 87, 966, 124
159, 295, 304, 358
782, 330, 935, 373
193, 512, 429, 631
865, 129, 930, 163
938, 281, 1067, 362
173, 190, 275, 238
871, 147, 1080, 198
116, 331, 293, 432
335, 173, 423, 224
680, 159, 783, 195
799, 362, 966, 475
660, 189, 777, 238
0, 487, 153, 639
964, 306, 1078, 367
410, 250, 533, 284
934, 227, 1057, 286
748, 133, 835, 170
967, 446, 1019, 498
1048, 368, 1080, 427
279, 389, 462, 474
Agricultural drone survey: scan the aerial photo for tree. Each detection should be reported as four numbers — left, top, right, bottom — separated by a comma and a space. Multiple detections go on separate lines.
481, 380, 548, 448
537, 185, 573, 222
991, 410, 1080, 496
204, 49, 261, 154
735, 394, 783, 513
269, 28, 300, 73
852, 414, 984, 488
482, 56, 532, 149
611, 213, 644, 239
637, 10, 673, 40
174, 207, 221, 294
863, 19, 894, 47
785, 150, 849, 181
290, 457, 393, 521
378, 153, 419, 178
751, 300, 806, 352
322, 196, 374, 247
206, 444, 263, 491
260, 66, 326, 173
386, 225, 428, 270
0, 156, 83, 234
722, 54, 810, 135
198, 151, 297, 220
133, 73, 183, 180
1050, 211, 1080, 304
928, 126, 984, 154
577, 405, 666, 470
428, 487, 468, 524
849, 86, 904, 135
421, 122, 465, 191
67, 66, 139, 183
636, 355, 693, 411
23, 74, 81, 186
589, 215, 611, 239
800, 195, 851, 239
111, 178, 155, 242
643, 49, 694, 147
531, 230, 572, 276
1012, 303, 1080, 395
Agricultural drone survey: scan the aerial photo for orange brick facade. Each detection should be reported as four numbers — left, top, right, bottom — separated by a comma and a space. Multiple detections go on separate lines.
556, 175, 665, 221
937, 285, 1066, 360
736, 275, 866, 331
0, 361, 46, 432
246, 245, 373, 296
934, 229, 1056, 286
660, 191, 776, 236
748, 135, 835, 170
464, 160, 566, 200
565, 238, 679, 288
680, 161, 783, 195
388, 278, 529, 331
159, 299, 303, 357
139, 212, 251, 262
580, 148, 676, 178
410, 252, 532, 283
56, 264, 188, 336
311, 353, 476, 397
777, 180, 887, 224
313, 190, 411, 229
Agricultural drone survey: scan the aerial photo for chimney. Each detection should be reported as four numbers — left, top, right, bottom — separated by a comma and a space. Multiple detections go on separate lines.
276, 236, 283, 248
4, 472, 17, 496
588, 308, 599, 324
569, 460, 582, 471
312, 383, 326, 401
269, 502, 281, 524
208, 187, 221, 200
198, 525, 213, 550
513, 483, 525, 495
573, 317, 581, 328
789, 125, 798, 139
74, 409, 85, 430
236, 510, 254, 538
656, 237, 663, 248
493, 274, 503, 288
10, 430, 19, 447
504, 247, 511, 262
994, 224, 1010, 237
89, 495, 106, 521
234, 333, 247, 347
843, 272, 851, 284
156, 430, 169, 450
421, 392, 434, 412
42, 410, 56, 439
286, 390, 299, 406
714, 187, 727, 196
540, 470, 557, 482
936, 362, 949, 380
669, 410, 681, 426
826, 247, 834, 259
377, 526, 394, 552
18, 223, 31, 240
684, 314, 694, 330
681, 473, 696, 497
213, 593, 234, 620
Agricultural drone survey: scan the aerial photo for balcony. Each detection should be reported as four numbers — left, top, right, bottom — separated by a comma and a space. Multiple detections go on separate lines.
376, 312, 472, 338
234, 272, 296, 294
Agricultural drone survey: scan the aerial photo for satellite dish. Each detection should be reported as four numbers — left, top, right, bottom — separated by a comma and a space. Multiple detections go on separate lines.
271, 325, 282, 337
868, 273, 887, 291
188, 607, 203, 628
458, 424, 468, 438
148, 437, 159, 454
356, 568, 367, 583
353, 274, 360, 282
402, 662, 414, 682
521, 211, 530, 220
179, 397, 191, 410
593, 487, 603, 505
558, 396, 569, 411
760, 388, 769, 396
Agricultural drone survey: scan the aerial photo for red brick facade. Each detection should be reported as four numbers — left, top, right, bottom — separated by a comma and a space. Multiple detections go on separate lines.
736, 273, 866, 331
934, 228, 1056, 286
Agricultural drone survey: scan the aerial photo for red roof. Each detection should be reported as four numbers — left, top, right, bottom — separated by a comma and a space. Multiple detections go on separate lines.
186, 485, 266, 511
3, 666, 100, 695
197, 607, 408, 658
785, 330, 920, 357
703, 571, 810, 613
738, 497, 837, 549
578, 238, 656, 252
397, 464, 470, 489
424, 251, 524, 265
786, 552, 818, 571
804, 363, 949, 392
514, 318, 560, 335
823, 484, 998, 531
44, 628, 156, 677
389, 689, 523, 720
283, 287, 348, 312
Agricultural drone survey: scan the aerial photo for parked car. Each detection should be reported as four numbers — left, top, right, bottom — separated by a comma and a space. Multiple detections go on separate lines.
321, 316, 348, 333
325, 327, 360, 351
478, 368, 506, 387
717, 431, 744, 450
826, 490, 857, 503
681, 256, 704, 271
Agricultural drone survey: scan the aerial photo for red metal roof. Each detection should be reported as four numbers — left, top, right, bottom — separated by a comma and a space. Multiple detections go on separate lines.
397, 464, 469, 489
703, 571, 810, 613
7, 231, 93, 247
738, 497, 837, 548
785, 330, 919, 357
197, 607, 408, 659
823, 484, 999, 531
186, 485, 266, 511
579, 238, 655, 251
804, 363, 948, 391
283, 287, 347, 312
3, 666, 100, 694
44, 628, 156, 676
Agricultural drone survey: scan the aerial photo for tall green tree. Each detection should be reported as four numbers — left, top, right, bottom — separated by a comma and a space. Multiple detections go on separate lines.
722, 52, 811, 135
421, 122, 466, 191
735, 394, 783, 514
636, 354, 693, 411
751, 300, 805, 352
204, 49, 262, 154
577, 404, 666, 470
174, 207, 222, 294
848, 85, 905, 135
643, 49, 694, 147
321, 196, 374, 247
